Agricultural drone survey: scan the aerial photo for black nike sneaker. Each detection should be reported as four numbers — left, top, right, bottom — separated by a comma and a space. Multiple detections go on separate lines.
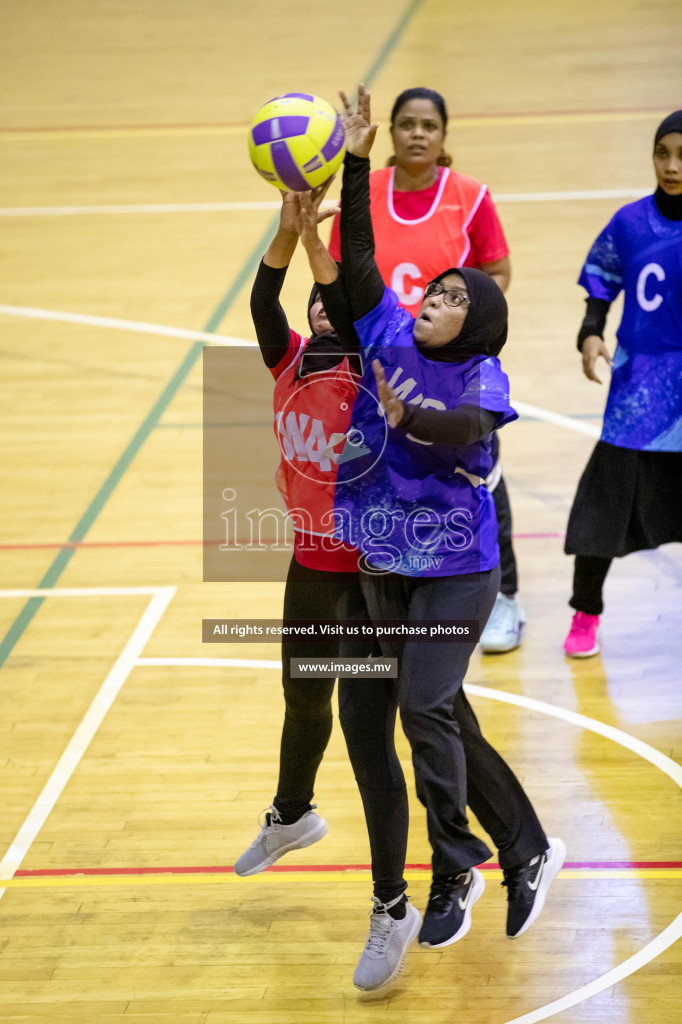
503, 837, 566, 938
418, 868, 485, 948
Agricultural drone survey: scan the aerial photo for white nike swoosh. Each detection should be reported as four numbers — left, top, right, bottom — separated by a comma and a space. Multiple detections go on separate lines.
458, 878, 473, 910
527, 858, 545, 892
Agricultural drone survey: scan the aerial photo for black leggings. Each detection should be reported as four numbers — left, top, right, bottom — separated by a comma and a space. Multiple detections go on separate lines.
490, 432, 519, 597
274, 557, 340, 819
274, 556, 408, 903
569, 555, 612, 616
493, 473, 518, 596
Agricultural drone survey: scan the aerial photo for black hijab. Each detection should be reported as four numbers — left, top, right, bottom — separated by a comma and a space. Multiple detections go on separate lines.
653, 110, 682, 222
654, 109, 682, 147
416, 266, 508, 363
297, 282, 349, 378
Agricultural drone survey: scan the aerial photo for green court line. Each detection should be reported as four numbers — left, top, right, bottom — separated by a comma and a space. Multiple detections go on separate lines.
361, 0, 424, 90
0, 0, 424, 669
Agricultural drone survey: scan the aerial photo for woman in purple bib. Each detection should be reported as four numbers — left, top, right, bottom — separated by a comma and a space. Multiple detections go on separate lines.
294, 87, 565, 989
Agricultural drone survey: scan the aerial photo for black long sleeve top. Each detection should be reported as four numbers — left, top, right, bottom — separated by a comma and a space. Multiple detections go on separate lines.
250, 259, 360, 370
576, 296, 611, 352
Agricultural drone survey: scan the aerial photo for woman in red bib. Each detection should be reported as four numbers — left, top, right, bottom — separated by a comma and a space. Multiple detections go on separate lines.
329, 87, 523, 653
235, 187, 417, 991
234, 190, 360, 874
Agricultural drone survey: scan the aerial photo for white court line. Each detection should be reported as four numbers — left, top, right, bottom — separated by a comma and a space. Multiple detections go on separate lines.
0, 303, 255, 347
0, 586, 176, 598
513, 400, 600, 437
134, 655, 682, 1023
496, 187, 649, 203
138, 656, 283, 670
0, 189, 650, 217
0, 586, 176, 899
136, 660, 682, 787
0, 202, 279, 216
464, 684, 682, 789
0, 305, 601, 438
503, 913, 682, 1024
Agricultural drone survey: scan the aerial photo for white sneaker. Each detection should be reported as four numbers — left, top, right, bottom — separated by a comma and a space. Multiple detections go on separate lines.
234, 805, 328, 876
353, 896, 422, 991
480, 593, 525, 653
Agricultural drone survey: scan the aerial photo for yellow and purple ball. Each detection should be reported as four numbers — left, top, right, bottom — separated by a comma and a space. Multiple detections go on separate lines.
248, 92, 346, 191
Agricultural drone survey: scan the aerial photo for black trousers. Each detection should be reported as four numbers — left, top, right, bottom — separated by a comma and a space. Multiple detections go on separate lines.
569, 555, 612, 616
275, 556, 546, 898
490, 432, 518, 597
355, 564, 547, 875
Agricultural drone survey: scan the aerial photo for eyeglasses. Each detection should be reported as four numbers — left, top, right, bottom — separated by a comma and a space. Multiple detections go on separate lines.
423, 281, 470, 309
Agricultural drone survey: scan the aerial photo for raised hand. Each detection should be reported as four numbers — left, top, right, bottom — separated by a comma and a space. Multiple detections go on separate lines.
278, 189, 298, 232
263, 190, 300, 267
292, 177, 340, 247
339, 84, 378, 159
373, 359, 404, 427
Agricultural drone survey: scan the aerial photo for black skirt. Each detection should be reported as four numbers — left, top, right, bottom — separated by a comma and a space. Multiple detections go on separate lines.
565, 441, 682, 559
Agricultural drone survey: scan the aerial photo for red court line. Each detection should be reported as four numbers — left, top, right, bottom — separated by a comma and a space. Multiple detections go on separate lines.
0, 532, 565, 551
15, 861, 682, 877
0, 539, 249, 550
0, 539, 215, 550
512, 532, 564, 539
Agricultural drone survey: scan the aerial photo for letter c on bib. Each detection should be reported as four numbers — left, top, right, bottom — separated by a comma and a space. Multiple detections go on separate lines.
636, 263, 665, 312
392, 263, 423, 306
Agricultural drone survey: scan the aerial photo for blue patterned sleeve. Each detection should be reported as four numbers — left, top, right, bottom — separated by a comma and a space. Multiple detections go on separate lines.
459, 358, 518, 429
577, 217, 623, 301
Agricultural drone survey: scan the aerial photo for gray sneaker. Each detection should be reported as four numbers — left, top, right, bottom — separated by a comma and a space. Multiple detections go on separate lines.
353, 896, 422, 991
233, 805, 328, 876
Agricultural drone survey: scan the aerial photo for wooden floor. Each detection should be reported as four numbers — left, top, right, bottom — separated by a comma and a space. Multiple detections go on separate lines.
1, 1, 681, 1022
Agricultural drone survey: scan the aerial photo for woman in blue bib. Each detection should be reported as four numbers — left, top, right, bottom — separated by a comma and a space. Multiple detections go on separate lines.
564, 110, 682, 657
294, 87, 564, 972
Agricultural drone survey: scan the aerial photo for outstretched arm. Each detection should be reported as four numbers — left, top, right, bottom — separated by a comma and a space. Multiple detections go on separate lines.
373, 360, 497, 445
293, 181, 360, 354
250, 193, 299, 368
293, 178, 340, 286
337, 86, 385, 320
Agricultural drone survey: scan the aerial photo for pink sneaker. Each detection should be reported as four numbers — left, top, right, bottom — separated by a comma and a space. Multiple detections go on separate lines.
564, 612, 600, 658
